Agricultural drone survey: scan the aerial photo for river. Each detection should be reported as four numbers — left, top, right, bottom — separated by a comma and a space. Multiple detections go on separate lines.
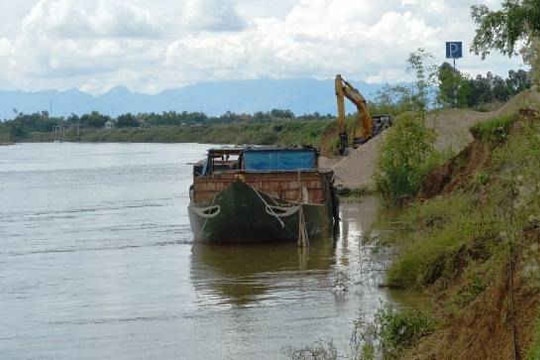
0, 143, 390, 359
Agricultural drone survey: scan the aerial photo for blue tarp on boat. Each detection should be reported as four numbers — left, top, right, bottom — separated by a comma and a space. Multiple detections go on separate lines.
243, 149, 317, 171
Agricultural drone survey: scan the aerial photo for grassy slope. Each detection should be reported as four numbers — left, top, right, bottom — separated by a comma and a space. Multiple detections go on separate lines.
382, 91, 540, 359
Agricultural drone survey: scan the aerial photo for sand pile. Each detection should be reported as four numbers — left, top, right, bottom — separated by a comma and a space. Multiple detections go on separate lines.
321, 107, 508, 190
319, 134, 386, 190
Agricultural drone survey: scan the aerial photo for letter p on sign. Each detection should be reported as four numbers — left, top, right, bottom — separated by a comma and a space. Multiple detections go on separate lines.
446, 42, 463, 59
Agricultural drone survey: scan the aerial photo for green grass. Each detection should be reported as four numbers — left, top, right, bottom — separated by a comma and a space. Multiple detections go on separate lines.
528, 313, 540, 360
384, 112, 540, 289
379, 111, 540, 356
385, 194, 499, 289
374, 305, 435, 358
287, 303, 435, 360
469, 114, 516, 143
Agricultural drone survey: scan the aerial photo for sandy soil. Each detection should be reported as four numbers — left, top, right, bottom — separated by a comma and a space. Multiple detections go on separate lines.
320, 91, 540, 189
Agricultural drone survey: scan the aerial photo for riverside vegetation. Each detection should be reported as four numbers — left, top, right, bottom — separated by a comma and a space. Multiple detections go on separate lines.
287, 91, 540, 360
358, 90, 540, 359
0, 110, 334, 147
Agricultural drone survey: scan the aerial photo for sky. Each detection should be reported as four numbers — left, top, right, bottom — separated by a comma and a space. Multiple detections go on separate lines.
0, 0, 528, 94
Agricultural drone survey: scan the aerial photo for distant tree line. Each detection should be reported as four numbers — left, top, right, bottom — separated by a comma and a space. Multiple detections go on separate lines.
0, 108, 334, 141
0, 62, 532, 143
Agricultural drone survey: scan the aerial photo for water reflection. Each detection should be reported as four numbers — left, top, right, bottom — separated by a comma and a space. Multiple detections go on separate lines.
188, 197, 393, 359
190, 240, 336, 306
190, 197, 387, 308
335, 196, 386, 284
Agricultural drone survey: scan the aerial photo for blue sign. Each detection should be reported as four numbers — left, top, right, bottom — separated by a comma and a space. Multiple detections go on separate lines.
446, 41, 463, 59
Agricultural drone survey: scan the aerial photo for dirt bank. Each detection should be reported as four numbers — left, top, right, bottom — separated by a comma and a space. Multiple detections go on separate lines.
391, 105, 540, 359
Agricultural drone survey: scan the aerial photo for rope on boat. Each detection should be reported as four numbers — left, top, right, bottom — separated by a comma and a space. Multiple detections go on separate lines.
249, 184, 300, 228
198, 195, 220, 234
297, 206, 309, 248
249, 183, 309, 247
192, 204, 221, 219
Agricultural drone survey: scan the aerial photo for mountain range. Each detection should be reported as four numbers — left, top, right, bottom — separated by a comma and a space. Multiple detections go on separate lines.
0, 78, 386, 119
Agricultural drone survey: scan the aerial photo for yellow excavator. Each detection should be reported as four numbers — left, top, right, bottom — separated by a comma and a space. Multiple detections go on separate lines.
335, 74, 392, 155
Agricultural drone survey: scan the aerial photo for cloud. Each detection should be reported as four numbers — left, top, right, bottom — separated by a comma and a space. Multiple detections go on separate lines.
0, 38, 14, 88
0, 38, 12, 57
0, 0, 528, 94
12, 35, 163, 80
4, 0, 167, 91
181, 0, 246, 32
235, 0, 296, 20
164, 1, 442, 85
22, 0, 163, 39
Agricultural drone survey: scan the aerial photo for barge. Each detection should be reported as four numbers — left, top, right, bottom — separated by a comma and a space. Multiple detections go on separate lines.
188, 147, 339, 244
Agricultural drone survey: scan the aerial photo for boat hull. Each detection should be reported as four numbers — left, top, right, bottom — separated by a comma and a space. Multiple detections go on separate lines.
188, 180, 335, 244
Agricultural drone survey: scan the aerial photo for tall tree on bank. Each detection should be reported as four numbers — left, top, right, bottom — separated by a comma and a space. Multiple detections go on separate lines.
437, 62, 464, 107
471, 1, 540, 85
375, 49, 438, 206
407, 48, 436, 119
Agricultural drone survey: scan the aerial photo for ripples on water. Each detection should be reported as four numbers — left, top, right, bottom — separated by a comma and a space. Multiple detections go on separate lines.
0, 143, 390, 359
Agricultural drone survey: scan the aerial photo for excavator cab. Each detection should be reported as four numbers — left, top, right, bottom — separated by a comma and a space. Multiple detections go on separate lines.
371, 114, 393, 136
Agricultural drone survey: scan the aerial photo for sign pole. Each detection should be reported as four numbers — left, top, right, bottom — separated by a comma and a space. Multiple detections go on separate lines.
453, 58, 457, 108
446, 41, 463, 108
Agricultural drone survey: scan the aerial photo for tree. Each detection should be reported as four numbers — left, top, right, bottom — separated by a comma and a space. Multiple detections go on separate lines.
8, 122, 26, 139
456, 79, 473, 108
437, 62, 462, 107
473, 73, 494, 105
506, 69, 531, 93
270, 109, 295, 119
116, 113, 139, 127
371, 85, 415, 115
522, 39, 540, 85
81, 111, 110, 128
492, 75, 511, 101
407, 48, 436, 118
471, 1, 540, 85
375, 113, 436, 206
471, 1, 540, 59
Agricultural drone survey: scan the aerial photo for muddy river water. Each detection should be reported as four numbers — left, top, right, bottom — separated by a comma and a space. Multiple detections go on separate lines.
0, 143, 392, 359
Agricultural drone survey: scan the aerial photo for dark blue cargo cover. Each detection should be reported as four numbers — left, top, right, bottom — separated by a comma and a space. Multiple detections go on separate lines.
243, 149, 317, 171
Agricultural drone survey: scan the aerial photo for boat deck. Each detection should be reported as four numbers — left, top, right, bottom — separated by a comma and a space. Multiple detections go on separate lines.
191, 170, 334, 205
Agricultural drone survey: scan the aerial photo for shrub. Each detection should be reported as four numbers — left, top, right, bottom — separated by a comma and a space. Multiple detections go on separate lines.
375, 113, 437, 206
469, 114, 516, 143
374, 305, 435, 357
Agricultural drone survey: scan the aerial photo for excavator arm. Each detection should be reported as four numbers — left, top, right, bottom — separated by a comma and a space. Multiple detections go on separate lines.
334, 74, 392, 155
335, 74, 374, 155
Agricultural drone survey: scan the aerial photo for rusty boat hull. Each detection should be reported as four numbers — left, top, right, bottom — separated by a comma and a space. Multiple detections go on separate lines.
188, 147, 339, 244
189, 178, 336, 243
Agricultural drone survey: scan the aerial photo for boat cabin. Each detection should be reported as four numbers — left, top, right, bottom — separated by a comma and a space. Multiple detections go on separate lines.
194, 147, 319, 177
